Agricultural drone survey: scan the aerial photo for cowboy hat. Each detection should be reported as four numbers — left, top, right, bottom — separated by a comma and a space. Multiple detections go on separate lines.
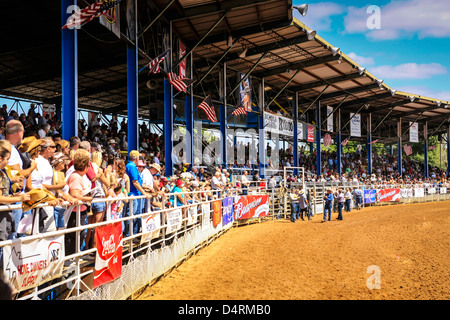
149, 163, 161, 172
22, 188, 56, 212
26, 139, 45, 153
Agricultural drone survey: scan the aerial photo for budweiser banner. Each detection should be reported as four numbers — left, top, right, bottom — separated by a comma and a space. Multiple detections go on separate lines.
376, 188, 401, 202
222, 197, 234, 226
234, 195, 270, 220
3, 235, 64, 291
93, 222, 123, 288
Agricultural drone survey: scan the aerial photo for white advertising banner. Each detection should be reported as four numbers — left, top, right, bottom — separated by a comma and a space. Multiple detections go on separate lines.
3, 235, 65, 291
327, 106, 333, 132
278, 115, 294, 136
414, 188, 425, 198
165, 209, 182, 234
350, 113, 361, 137
187, 204, 198, 226
263, 112, 279, 135
297, 122, 304, 140
140, 212, 161, 244
409, 122, 419, 143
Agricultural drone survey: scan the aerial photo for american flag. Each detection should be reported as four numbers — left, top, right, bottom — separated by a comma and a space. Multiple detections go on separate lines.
167, 72, 193, 93
147, 49, 170, 74
368, 139, 379, 145
198, 95, 217, 122
403, 144, 413, 156
62, 0, 122, 30
323, 133, 332, 147
231, 107, 247, 116
341, 137, 350, 146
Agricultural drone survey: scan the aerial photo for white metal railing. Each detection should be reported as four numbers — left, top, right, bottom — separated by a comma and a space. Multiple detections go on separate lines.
0, 186, 277, 300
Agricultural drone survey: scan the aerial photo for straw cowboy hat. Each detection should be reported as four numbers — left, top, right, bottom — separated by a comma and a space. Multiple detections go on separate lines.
26, 138, 45, 153
22, 188, 56, 212
149, 163, 161, 172
18, 136, 36, 152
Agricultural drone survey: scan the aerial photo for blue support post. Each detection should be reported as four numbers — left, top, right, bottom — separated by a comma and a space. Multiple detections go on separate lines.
220, 104, 227, 168
398, 120, 402, 176
315, 102, 321, 176
185, 95, 193, 169
293, 93, 298, 176
258, 114, 265, 179
164, 79, 173, 176
447, 125, 450, 178
61, 0, 78, 140
127, 44, 139, 152
336, 109, 341, 175
424, 122, 429, 178
367, 113, 372, 175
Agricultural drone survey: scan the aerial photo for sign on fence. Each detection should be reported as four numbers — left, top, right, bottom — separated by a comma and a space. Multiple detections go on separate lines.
376, 188, 401, 202
414, 188, 425, 197
2, 235, 65, 291
166, 209, 182, 234
212, 200, 222, 227
201, 203, 211, 231
222, 197, 234, 226
141, 212, 161, 244
93, 222, 123, 289
234, 195, 270, 220
364, 189, 377, 204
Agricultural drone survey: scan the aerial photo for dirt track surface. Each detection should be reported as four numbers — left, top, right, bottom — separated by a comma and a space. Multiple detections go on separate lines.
138, 201, 450, 300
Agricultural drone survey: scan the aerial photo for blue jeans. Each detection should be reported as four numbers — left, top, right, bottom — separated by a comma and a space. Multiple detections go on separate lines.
323, 204, 332, 221
11, 207, 31, 239
54, 207, 66, 229
123, 198, 144, 237
290, 203, 299, 222
337, 202, 344, 220
344, 199, 351, 212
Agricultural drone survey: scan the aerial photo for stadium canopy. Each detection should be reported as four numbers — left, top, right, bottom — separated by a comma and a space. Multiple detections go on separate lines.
1, 0, 449, 176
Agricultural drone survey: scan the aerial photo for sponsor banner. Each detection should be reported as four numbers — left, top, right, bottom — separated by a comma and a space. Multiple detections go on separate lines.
297, 122, 304, 140
201, 203, 211, 231
140, 212, 161, 244
327, 105, 333, 132
187, 204, 198, 226
414, 188, 425, 198
222, 197, 234, 226
364, 189, 377, 204
212, 200, 222, 227
94, 222, 123, 289
350, 113, 361, 137
401, 188, 413, 198
3, 235, 64, 291
428, 187, 436, 195
166, 209, 183, 234
440, 187, 447, 194
409, 122, 419, 143
179, 40, 186, 78
234, 195, 270, 220
307, 125, 315, 142
278, 115, 294, 136
376, 188, 401, 202
263, 112, 278, 134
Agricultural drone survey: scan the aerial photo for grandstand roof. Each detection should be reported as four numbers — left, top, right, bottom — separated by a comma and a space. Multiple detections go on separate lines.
0, 0, 448, 140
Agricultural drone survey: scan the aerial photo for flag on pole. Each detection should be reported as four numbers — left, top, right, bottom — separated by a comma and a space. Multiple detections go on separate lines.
368, 139, 379, 145
231, 107, 247, 116
403, 144, 413, 156
62, 0, 122, 30
167, 72, 193, 93
147, 49, 170, 74
198, 95, 217, 122
323, 133, 332, 147
341, 137, 350, 146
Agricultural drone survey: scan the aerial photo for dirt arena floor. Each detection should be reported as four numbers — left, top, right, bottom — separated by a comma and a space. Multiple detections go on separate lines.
138, 201, 450, 300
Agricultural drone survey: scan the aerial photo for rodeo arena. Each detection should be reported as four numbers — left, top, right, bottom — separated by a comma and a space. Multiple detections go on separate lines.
0, 0, 449, 304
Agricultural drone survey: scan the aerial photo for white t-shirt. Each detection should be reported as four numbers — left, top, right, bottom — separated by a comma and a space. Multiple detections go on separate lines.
141, 168, 153, 189
30, 155, 53, 190
8, 146, 23, 169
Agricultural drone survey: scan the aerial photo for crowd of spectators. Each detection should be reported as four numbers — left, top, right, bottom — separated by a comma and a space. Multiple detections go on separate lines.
0, 103, 449, 246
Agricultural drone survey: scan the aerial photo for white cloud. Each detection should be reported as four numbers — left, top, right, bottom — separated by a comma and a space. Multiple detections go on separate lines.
370, 63, 447, 79
294, 2, 344, 32
347, 52, 375, 66
396, 86, 450, 101
343, 0, 450, 40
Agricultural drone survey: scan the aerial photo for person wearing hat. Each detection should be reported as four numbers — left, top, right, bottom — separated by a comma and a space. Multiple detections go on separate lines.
298, 189, 310, 221
125, 150, 151, 236
336, 188, 345, 221
107, 139, 117, 157
323, 188, 333, 222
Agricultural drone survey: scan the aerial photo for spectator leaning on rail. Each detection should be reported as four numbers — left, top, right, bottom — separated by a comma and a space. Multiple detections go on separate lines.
125, 150, 151, 237
5, 120, 37, 238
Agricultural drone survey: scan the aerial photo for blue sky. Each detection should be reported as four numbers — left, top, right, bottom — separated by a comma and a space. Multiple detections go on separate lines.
293, 0, 450, 101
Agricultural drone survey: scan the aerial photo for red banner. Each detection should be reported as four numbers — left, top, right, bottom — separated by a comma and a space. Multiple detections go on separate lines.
307, 125, 315, 142
212, 200, 222, 227
234, 195, 270, 220
93, 222, 123, 288
376, 188, 401, 202
179, 40, 186, 78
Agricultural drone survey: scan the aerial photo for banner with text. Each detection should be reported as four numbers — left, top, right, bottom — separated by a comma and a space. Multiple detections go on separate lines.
222, 197, 234, 226
2, 235, 65, 291
376, 188, 401, 202
234, 195, 270, 220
